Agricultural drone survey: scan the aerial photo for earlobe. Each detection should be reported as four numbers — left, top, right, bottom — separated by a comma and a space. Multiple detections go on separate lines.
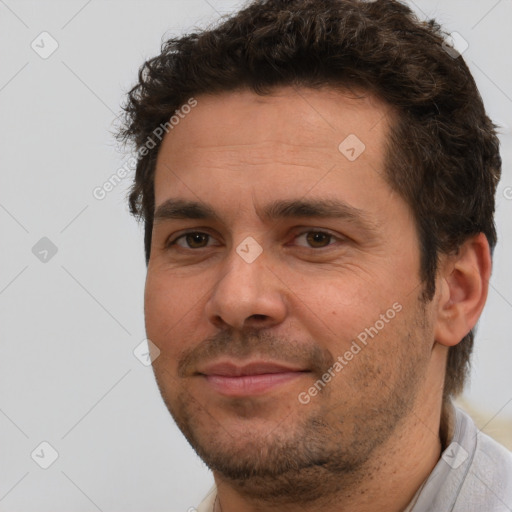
434, 233, 492, 347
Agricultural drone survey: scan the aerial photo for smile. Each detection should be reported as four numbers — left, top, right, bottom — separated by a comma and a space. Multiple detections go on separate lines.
197, 360, 310, 397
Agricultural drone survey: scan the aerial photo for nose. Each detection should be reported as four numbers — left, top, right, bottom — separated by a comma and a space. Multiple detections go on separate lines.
204, 247, 287, 331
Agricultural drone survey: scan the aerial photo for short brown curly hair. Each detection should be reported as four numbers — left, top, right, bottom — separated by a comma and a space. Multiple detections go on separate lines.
118, 0, 501, 399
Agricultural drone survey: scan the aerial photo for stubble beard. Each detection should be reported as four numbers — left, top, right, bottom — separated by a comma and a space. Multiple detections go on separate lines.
152, 310, 431, 504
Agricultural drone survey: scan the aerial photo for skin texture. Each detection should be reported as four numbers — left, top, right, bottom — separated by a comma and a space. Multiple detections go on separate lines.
144, 87, 491, 512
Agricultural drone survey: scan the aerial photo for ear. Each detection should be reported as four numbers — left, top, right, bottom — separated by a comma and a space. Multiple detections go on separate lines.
434, 233, 492, 347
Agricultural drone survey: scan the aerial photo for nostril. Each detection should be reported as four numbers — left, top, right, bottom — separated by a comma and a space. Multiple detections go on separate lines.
248, 314, 268, 322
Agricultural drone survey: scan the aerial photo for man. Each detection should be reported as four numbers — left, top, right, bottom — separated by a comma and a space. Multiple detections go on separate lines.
118, 0, 512, 510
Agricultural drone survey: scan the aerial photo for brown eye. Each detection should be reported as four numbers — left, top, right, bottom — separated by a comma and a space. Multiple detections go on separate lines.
183, 233, 210, 248
303, 231, 333, 248
168, 232, 213, 249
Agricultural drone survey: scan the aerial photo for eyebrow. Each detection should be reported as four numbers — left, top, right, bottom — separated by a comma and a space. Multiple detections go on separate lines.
153, 197, 378, 232
154, 199, 220, 223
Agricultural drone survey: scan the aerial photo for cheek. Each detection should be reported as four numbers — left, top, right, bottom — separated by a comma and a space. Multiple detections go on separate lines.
144, 272, 203, 352
288, 274, 384, 328
287, 274, 411, 370
145, 270, 233, 384
144, 274, 168, 334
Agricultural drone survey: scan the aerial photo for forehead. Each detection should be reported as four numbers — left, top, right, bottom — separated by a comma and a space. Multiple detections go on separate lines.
159, 86, 389, 150
153, 86, 394, 208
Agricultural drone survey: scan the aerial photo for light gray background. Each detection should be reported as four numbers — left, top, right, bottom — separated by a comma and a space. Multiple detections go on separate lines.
0, 1, 511, 511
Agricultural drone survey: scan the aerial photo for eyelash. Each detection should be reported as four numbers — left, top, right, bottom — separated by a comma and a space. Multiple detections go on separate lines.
166, 229, 342, 250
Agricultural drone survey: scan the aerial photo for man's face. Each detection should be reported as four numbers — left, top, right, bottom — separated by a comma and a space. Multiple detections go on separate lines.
145, 87, 438, 495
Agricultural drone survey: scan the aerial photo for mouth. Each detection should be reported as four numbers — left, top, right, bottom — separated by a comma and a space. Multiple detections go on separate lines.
196, 360, 310, 397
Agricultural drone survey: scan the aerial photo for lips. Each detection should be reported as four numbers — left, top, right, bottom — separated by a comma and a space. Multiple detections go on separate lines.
197, 360, 309, 397
199, 361, 306, 376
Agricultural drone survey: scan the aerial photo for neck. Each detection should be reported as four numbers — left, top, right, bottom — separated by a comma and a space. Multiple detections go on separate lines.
213, 380, 450, 512
440, 399, 456, 450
